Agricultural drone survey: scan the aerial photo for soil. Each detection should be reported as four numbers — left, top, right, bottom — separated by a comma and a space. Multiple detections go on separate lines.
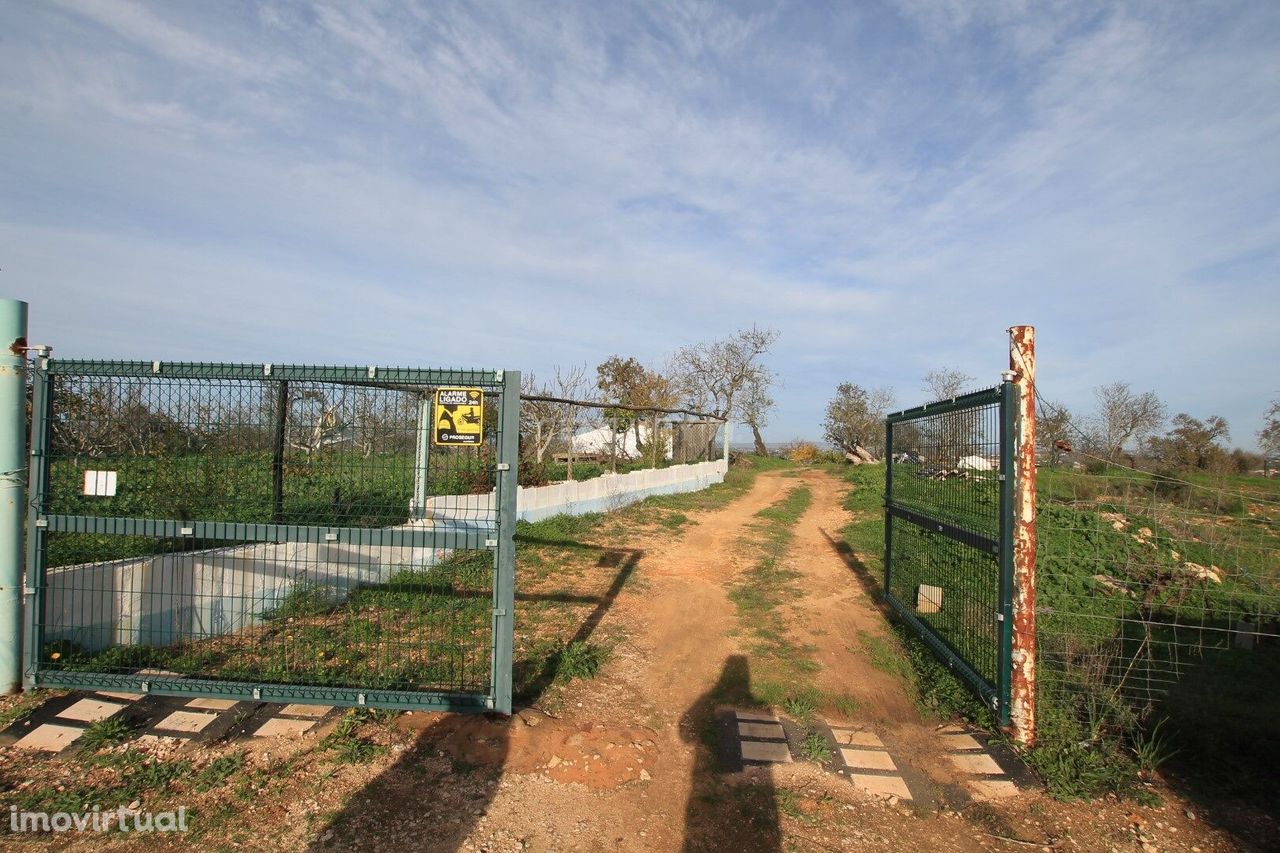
0, 468, 1266, 851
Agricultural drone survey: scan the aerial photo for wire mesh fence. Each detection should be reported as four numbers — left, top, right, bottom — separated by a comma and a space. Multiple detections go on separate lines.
1031, 395, 1280, 795
27, 361, 517, 710
885, 384, 1014, 720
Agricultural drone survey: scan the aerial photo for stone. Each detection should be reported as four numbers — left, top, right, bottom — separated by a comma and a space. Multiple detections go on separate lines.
186, 698, 239, 711
940, 733, 983, 750
916, 584, 943, 614
839, 748, 897, 771
949, 752, 1003, 774
155, 711, 218, 734
280, 703, 332, 718
57, 698, 126, 723
253, 717, 315, 738
849, 774, 911, 800
740, 740, 792, 763
737, 721, 785, 740
13, 724, 83, 752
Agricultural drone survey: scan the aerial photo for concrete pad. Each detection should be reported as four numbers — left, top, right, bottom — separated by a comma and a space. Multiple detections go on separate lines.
831, 729, 884, 748
949, 752, 1004, 775
940, 733, 983, 750
969, 779, 1021, 800
740, 740, 792, 763
155, 711, 218, 734
737, 721, 785, 740
186, 698, 239, 711
734, 710, 778, 723
97, 692, 143, 701
280, 703, 332, 718
253, 718, 315, 738
849, 773, 912, 801
57, 698, 126, 723
14, 724, 83, 752
840, 748, 897, 771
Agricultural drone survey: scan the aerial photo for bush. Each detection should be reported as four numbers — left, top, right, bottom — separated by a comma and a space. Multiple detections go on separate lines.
786, 442, 819, 464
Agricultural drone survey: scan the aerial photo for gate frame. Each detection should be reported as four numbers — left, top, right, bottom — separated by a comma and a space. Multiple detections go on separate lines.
883, 381, 1017, 726
23, 358, 519, 714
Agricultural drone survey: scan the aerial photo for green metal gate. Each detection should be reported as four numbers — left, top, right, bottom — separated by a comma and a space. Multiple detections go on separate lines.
24, 358, 519, 713
884, 383, 1015, 724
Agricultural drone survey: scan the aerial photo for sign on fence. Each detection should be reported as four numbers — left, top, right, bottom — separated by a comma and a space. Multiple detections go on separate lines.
434, 387, 485, 446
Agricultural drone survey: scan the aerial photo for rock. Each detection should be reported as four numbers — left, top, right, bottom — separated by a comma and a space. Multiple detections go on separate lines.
639, 769, 651, 781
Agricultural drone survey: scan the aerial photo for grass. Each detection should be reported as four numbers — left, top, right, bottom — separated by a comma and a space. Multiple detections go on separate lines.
801, 731, 833, 763
79, 716, 137, 750
834, 458, 1280, 807
322, 710, 388, 764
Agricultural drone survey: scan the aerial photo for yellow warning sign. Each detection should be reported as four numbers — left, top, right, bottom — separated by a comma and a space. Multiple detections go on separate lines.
434, 387, 484, 446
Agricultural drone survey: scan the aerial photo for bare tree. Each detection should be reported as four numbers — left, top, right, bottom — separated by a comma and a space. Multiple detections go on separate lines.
739, 371, 776, 455
1091, 382, 1167, 463
823, 383, 895, 462
1149, 413, 1231, 470
671, 327, 779, 420
1260, 400, 1280, 468
1036, 399, 1076, 466
923, 368, 976, 401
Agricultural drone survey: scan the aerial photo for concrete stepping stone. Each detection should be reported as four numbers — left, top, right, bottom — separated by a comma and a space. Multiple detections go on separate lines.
253, 717, 316, 738
57, 698, 126, 723
13, 724, 83, 752
155, 710, 219, 734
733, 709, 791, 766
936, 724, 1033, 801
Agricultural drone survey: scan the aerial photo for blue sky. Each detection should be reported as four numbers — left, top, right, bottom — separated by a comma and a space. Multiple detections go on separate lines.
2, 1, 1278, 447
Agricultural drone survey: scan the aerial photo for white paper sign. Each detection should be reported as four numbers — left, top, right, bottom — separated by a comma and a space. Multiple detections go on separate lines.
82, 470, 118, 497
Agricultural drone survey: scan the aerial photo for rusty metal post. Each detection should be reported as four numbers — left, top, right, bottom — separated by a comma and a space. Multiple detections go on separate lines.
1008, 326, 1037, 745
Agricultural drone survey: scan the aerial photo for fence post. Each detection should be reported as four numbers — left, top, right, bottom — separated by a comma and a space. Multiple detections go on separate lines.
1008, 325, 1037, 745
0, 299, 28, 694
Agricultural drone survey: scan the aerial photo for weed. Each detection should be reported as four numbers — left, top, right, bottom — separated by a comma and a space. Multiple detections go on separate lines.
194, 753, 246, 792
553, 641, 610, 682
79, 715, 136, 750
1131, 718, 1179, 774
801, 731, 832, 763
783, 692, 817, 722
322, 711, 388, 764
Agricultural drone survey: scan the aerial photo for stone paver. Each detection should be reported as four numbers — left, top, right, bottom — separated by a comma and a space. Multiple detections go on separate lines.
737, 721, 785, 740
97, 692, 143, 701
186, 698, 239, 711
849, 773, 912, 801
840, 747, 897, 771
740, 740, 792, 763
13, 724, 83, 752
940, 732, 983, 750
155, 711, 218, 734
831, 728, 884, 748
253, 718, 315, 738
280, 703, 332, 718
734, 710, 777, 723
949, 752, 1003, 775
57, 698, 126, 723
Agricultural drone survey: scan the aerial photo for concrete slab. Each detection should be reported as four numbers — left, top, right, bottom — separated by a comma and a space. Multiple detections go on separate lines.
97, 692, 144, 701
849, 773, 912, 801
14, 724, 83, 752
186, 698, 239, 711
155, 711, 218, 734
831, 729, 884, 748
840, 748, 897, 771
740, 740, 792, 763
280, 704, 332, 718
57, 699, 126, 723
940, 733, 983, 750
737, 721, 785, 740
949, 752, 1003, 775
253, 718, 315, 738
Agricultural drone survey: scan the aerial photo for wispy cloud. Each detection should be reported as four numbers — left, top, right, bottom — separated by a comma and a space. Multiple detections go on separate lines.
2, 0, 1278, 445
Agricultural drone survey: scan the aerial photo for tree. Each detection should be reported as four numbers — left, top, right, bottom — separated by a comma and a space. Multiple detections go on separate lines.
1036, 399, 1076, 466
823, 383, 895, 461
739, 372, 776, 455
1149, 413, 1231, 470
671, 327, 779, 421
1091, 382, 1166, 463
1260, 400, 1280, 465
923, 368, 976, 401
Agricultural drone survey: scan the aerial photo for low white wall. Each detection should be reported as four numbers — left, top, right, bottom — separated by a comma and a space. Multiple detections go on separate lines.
44, 459, 728, 653
423, 458, 728, 523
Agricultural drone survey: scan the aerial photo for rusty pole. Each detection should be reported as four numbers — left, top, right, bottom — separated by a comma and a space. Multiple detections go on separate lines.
1008, 325, 1037, 746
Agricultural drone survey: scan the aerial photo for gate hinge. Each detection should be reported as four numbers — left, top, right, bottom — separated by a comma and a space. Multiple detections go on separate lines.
995, 612, 1005, 622
495, 463, 510, 471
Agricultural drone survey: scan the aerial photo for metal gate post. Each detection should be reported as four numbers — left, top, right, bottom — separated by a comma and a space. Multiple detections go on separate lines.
492, 370, 520, 714
1008, 326, 1038, 745
0, 299, 27, 694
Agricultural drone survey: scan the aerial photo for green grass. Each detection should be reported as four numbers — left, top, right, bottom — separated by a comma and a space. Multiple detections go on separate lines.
79, 716, 137, 750
322, 710, 389, 764
801, 731, 833, 763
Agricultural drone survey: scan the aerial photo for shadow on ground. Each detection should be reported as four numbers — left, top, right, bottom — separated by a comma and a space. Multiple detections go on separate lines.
306, 540, 642, 852
679, 655, 780, 853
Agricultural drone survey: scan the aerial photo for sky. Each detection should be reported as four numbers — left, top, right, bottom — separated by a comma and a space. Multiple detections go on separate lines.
2, 0, 1278, 448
